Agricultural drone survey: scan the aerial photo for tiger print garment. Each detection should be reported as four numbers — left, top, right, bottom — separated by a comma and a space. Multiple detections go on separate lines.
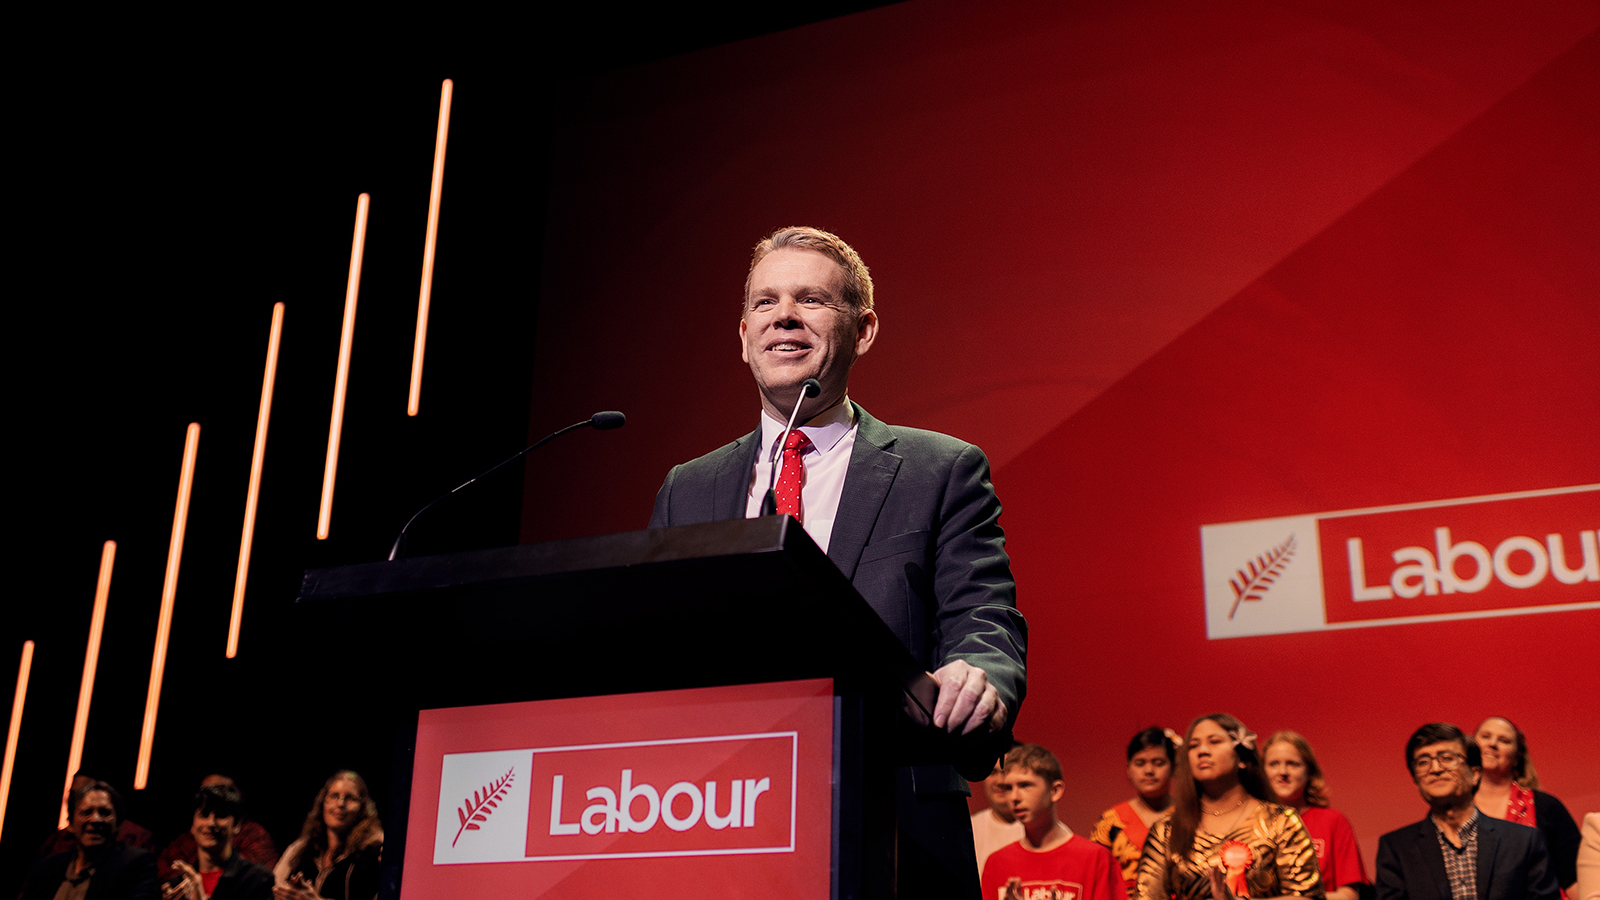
1134, 802, 1324, 900
1092, 802, 1163, 899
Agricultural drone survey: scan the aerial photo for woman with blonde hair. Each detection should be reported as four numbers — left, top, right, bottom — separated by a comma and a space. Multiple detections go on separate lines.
1474, 716, 1581, 894
1262, 732, 1368, 900
272, 771, 382, 900
1134, 714, 1322, 900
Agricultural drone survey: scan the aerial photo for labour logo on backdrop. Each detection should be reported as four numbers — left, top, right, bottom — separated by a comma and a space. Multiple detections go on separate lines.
1201, 485, 1598, 639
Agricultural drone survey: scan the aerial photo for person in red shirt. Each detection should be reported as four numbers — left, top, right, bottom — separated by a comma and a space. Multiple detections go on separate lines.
157, 775, 278, 881
982, 744, 1125, 900
162, 784, 272, 900
1263, 731, 1370, 900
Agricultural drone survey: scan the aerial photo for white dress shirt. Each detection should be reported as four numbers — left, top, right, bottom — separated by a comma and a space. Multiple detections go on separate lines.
744, 399, 859, 554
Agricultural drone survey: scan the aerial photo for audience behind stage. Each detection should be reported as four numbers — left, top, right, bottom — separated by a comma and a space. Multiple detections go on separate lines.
157, 775, 279, 882
974, 754, 1027, 875
161, 783, 274, 900
36, 772, 157, 859
1471, 716, 1582, 893
272, 770, 384, 900
986, 712, 1591, 900
22, 779, 158, 900
1090, 726, 1178, 899
16, 713, 1594, 900
1376, 723, 1560, 900
980, 744, 1124, 900
1263, 731, 1370, 900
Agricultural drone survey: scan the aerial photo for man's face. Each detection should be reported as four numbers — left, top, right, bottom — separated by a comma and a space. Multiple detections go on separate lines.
1411, 740, 1480, 809
740, 248, 877, 421
191, 808, 239, 856
1003, 766, 1062, 828
71, 789, 117, 851
982, 761, 1016, 822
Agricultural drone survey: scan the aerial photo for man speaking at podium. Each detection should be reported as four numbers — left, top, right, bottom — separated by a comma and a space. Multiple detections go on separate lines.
650, 226, 1027, 897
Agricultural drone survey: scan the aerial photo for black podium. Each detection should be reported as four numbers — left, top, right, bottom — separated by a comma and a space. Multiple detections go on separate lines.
298, 516, 988, 899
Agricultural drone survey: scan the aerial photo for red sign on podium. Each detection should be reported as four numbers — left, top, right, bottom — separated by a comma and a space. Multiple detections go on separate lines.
401, 679, 836, 899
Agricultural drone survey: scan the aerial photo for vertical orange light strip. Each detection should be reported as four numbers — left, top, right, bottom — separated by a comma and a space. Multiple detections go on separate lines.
228, 302, 285, 658
318, 193, 370, 540
134, 422, 200, 790
409, 79, 453, 417
0, 640, 35, 843
59, 541, 116, 827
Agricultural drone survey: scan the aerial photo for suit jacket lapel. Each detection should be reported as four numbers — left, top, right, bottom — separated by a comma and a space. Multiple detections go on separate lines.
1413, 818, 1452, 900
714, 428, 762, 520
828, 404, 901, 580
1476, 815, 1500, 900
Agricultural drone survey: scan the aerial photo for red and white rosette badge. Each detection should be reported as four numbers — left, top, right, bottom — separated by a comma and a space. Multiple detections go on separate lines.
1218, 840, 1254, 898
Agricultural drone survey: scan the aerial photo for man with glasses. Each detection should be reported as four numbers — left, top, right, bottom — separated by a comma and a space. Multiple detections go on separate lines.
1375, 723, 1559, 900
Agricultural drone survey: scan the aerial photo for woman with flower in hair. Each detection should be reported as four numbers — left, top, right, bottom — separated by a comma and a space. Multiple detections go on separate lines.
1474, 716, 1581, 894
272, 771, 382, 900
1262, 731, 1368, 900
1092, 726, 1179, 898
1134, 714, 1323, 900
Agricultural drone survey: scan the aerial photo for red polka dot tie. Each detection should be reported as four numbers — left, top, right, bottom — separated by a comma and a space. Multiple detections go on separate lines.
774, 429, 813, 523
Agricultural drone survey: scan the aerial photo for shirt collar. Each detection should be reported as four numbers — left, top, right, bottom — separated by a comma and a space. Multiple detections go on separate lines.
1433, 807, 1481, 838
760, 397, 856, 457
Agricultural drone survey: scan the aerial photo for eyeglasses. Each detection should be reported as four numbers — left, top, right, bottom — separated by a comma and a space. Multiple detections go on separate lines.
1412, 751, 1468, 774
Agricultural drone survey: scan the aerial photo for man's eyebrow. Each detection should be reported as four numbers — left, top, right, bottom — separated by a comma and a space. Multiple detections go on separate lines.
753, 283, 840, 300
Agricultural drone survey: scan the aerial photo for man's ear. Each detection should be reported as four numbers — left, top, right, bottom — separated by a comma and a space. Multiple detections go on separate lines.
739, 317, 750, 364
1050, 780, 1066, 803
853, 308, 879, 358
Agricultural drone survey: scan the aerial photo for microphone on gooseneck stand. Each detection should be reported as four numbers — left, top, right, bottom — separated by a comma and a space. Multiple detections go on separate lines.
759, 378, 822, 517
387, 410, 626, 561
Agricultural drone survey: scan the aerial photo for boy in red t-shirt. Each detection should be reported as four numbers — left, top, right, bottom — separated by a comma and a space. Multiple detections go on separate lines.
981, 744, 1125, 900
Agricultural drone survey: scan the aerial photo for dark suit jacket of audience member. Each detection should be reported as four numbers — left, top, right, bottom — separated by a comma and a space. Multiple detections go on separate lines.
206, 851, 275, 900
1376, 814, 1561, 900
21, 841, 159, 900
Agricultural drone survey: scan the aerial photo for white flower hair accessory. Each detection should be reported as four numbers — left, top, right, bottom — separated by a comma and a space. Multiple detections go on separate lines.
1163, 728, 1182, 747
1231, 725, 1258, 752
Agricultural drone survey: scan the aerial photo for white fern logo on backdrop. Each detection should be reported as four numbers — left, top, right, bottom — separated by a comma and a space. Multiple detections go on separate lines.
1227, 534, 1297, 619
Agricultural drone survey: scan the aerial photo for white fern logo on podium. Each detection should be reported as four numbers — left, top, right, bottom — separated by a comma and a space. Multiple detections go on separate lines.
452, 768, 515, 847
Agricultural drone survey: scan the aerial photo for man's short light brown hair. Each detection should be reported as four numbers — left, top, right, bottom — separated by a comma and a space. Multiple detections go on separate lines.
1002, 743, 1062, 785
745, 226, 875, 311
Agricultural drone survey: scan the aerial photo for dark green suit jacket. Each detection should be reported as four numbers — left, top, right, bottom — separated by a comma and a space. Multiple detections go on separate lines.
650, 403, 1028, 790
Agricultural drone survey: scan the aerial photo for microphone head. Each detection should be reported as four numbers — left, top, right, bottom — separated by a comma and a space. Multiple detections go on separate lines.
590, 411, 626, 430
801, 378, 822, 398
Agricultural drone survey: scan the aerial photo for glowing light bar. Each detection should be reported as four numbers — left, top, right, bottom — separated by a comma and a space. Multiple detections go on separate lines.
229, 303, 284, 658
409, 79, 453, 417
59, 541, 116, 827
135, 422, 200, 789
318, 193, 370, 540
1, 640, 35, 843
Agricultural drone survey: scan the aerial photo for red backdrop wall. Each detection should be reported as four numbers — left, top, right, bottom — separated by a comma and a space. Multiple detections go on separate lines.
521, 0, 1600, 862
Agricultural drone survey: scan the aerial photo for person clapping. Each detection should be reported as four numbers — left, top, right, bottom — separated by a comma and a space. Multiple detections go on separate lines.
162, 784, 272, 900
271, 772, 382, 900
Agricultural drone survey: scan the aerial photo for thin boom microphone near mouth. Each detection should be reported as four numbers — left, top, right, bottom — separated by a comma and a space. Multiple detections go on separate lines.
760, 379, 822, 516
